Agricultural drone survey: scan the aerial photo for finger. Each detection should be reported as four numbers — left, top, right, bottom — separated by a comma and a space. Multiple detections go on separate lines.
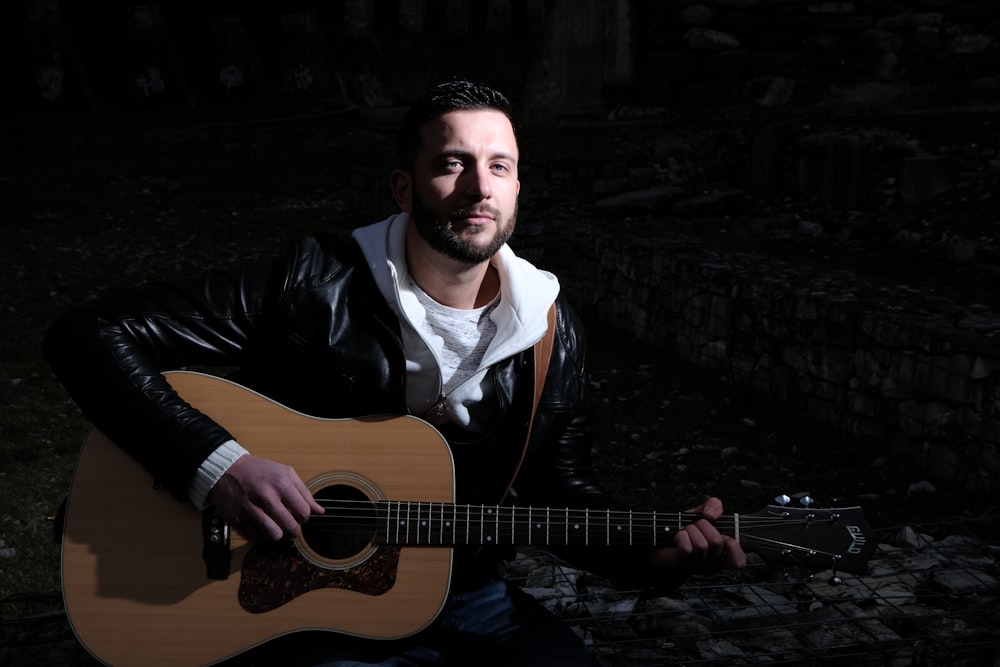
244, 483, 306, 539
672, 528, 693, 556
682, 523, 710, 556
279, 483, 319, 524
266, 497, 313, 538
237, 505, 285, 542
693, 497, 723, 521
702, 523, 726, 559
723, 537, 748, 568
293, 478, 325, 516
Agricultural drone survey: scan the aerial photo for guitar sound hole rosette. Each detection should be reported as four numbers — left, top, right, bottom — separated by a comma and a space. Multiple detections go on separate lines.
297, 472, 385, 570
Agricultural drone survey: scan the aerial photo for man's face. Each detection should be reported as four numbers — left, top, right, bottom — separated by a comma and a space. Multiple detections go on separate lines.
405, 110, 520, 265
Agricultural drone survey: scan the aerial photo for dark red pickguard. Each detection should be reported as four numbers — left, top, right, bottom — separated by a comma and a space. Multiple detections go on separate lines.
238, 542, 400, 613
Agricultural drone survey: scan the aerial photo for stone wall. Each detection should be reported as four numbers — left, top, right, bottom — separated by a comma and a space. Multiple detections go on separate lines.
521, 103, 999, 502
564, 226, 1000, 501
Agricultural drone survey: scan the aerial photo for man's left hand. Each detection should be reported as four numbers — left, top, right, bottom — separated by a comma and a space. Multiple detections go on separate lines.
647, 496, 746, 575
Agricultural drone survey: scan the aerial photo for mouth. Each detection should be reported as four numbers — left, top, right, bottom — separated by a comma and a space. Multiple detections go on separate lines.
451, 206, 499, 226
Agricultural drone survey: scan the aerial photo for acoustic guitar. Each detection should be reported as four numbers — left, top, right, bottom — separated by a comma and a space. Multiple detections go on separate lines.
61, 371, 875, 666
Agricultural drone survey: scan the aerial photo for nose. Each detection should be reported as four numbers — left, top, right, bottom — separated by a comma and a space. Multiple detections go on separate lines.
463, 163, 492, 200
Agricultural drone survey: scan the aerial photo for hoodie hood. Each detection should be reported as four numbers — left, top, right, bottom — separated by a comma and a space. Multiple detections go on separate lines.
352, 213, 559, 429
353, 213, 560, 360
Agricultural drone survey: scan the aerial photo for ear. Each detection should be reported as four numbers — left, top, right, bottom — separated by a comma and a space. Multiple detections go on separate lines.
390, 169, 413, 212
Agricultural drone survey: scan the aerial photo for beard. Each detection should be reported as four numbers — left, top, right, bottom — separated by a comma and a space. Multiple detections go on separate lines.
411, 192, 517, 265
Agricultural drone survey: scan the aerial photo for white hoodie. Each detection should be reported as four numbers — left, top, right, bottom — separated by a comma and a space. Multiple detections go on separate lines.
353, 213, 560, 431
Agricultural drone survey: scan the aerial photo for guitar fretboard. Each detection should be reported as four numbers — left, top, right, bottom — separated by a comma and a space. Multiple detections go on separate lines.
376, 501, 685, 547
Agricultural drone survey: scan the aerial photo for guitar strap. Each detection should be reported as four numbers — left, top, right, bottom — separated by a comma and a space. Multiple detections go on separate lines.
499, 302, 557, 503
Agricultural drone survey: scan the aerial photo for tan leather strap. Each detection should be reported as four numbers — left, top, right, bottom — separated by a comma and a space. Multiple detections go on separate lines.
500, 303, 557, 502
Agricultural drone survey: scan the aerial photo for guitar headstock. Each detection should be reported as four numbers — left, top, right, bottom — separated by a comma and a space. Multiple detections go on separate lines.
737, 499, 875, 575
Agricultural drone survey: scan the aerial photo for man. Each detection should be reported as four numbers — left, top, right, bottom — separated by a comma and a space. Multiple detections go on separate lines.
45, 80, 744, 666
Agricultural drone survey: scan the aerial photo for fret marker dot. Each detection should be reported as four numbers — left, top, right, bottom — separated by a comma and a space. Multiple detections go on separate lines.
487, 509, 493, 514
399, 520, 406, 526
445, 521, 452, 527
616, 525, 623, 531
486, 536, 493, 542
421, 521, 427, 527
574, 524, 581, 530
535, 523, 542, 529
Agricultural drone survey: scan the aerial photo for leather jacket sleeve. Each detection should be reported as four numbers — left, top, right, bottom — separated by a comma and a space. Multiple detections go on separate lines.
43, 257, 279, 499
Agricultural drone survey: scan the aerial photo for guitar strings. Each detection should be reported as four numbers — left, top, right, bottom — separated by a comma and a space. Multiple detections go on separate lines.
296, 499, 855, 561
303, 498, 841, 532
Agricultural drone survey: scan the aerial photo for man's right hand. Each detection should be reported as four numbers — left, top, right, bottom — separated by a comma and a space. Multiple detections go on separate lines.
207, 455, 325, 542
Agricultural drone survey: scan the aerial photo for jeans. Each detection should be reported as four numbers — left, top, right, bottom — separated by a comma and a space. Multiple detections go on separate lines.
235, 578, 596, 667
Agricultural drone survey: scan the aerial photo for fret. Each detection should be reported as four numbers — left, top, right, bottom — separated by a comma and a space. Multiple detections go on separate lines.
605, 509, 632, 547
484, 505, 495, 544
653, 510, 674, 547
564, 508, 589, 546
503, 506, 524, 545
509, 506, 515, 544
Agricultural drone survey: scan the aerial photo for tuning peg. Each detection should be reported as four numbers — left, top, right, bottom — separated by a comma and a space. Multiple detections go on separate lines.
800, 496, 814, 508
775, 494, 791, 506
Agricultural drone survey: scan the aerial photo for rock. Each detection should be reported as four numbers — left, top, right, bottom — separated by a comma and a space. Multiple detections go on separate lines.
931, 569, 999, 595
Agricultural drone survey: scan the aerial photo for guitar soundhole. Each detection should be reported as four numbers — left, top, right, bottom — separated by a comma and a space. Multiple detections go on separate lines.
301, 484, 377, 560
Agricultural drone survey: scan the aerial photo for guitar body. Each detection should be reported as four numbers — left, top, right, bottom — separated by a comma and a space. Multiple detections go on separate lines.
62, 371, 455, 666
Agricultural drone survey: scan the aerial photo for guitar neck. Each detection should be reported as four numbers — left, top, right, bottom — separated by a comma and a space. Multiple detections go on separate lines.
313, 497, 874, 573
375, 501, 693, 548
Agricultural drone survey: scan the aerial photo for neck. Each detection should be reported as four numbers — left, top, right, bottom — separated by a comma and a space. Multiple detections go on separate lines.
405, 230, 500, 310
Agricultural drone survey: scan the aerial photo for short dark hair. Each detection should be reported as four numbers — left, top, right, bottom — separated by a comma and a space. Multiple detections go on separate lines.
397, 80, 513, 171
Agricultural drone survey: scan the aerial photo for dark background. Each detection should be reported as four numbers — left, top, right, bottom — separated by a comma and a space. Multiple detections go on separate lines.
2, 0, 999, 645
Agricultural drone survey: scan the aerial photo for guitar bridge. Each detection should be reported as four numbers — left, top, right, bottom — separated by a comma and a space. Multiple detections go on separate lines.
202, 509, 231, 580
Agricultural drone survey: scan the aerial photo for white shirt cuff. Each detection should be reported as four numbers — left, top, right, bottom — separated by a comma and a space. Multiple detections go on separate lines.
186, 439, 249, 509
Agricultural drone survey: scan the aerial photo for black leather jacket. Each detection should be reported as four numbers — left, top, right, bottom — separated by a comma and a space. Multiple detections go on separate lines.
45, 234, 661, 585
